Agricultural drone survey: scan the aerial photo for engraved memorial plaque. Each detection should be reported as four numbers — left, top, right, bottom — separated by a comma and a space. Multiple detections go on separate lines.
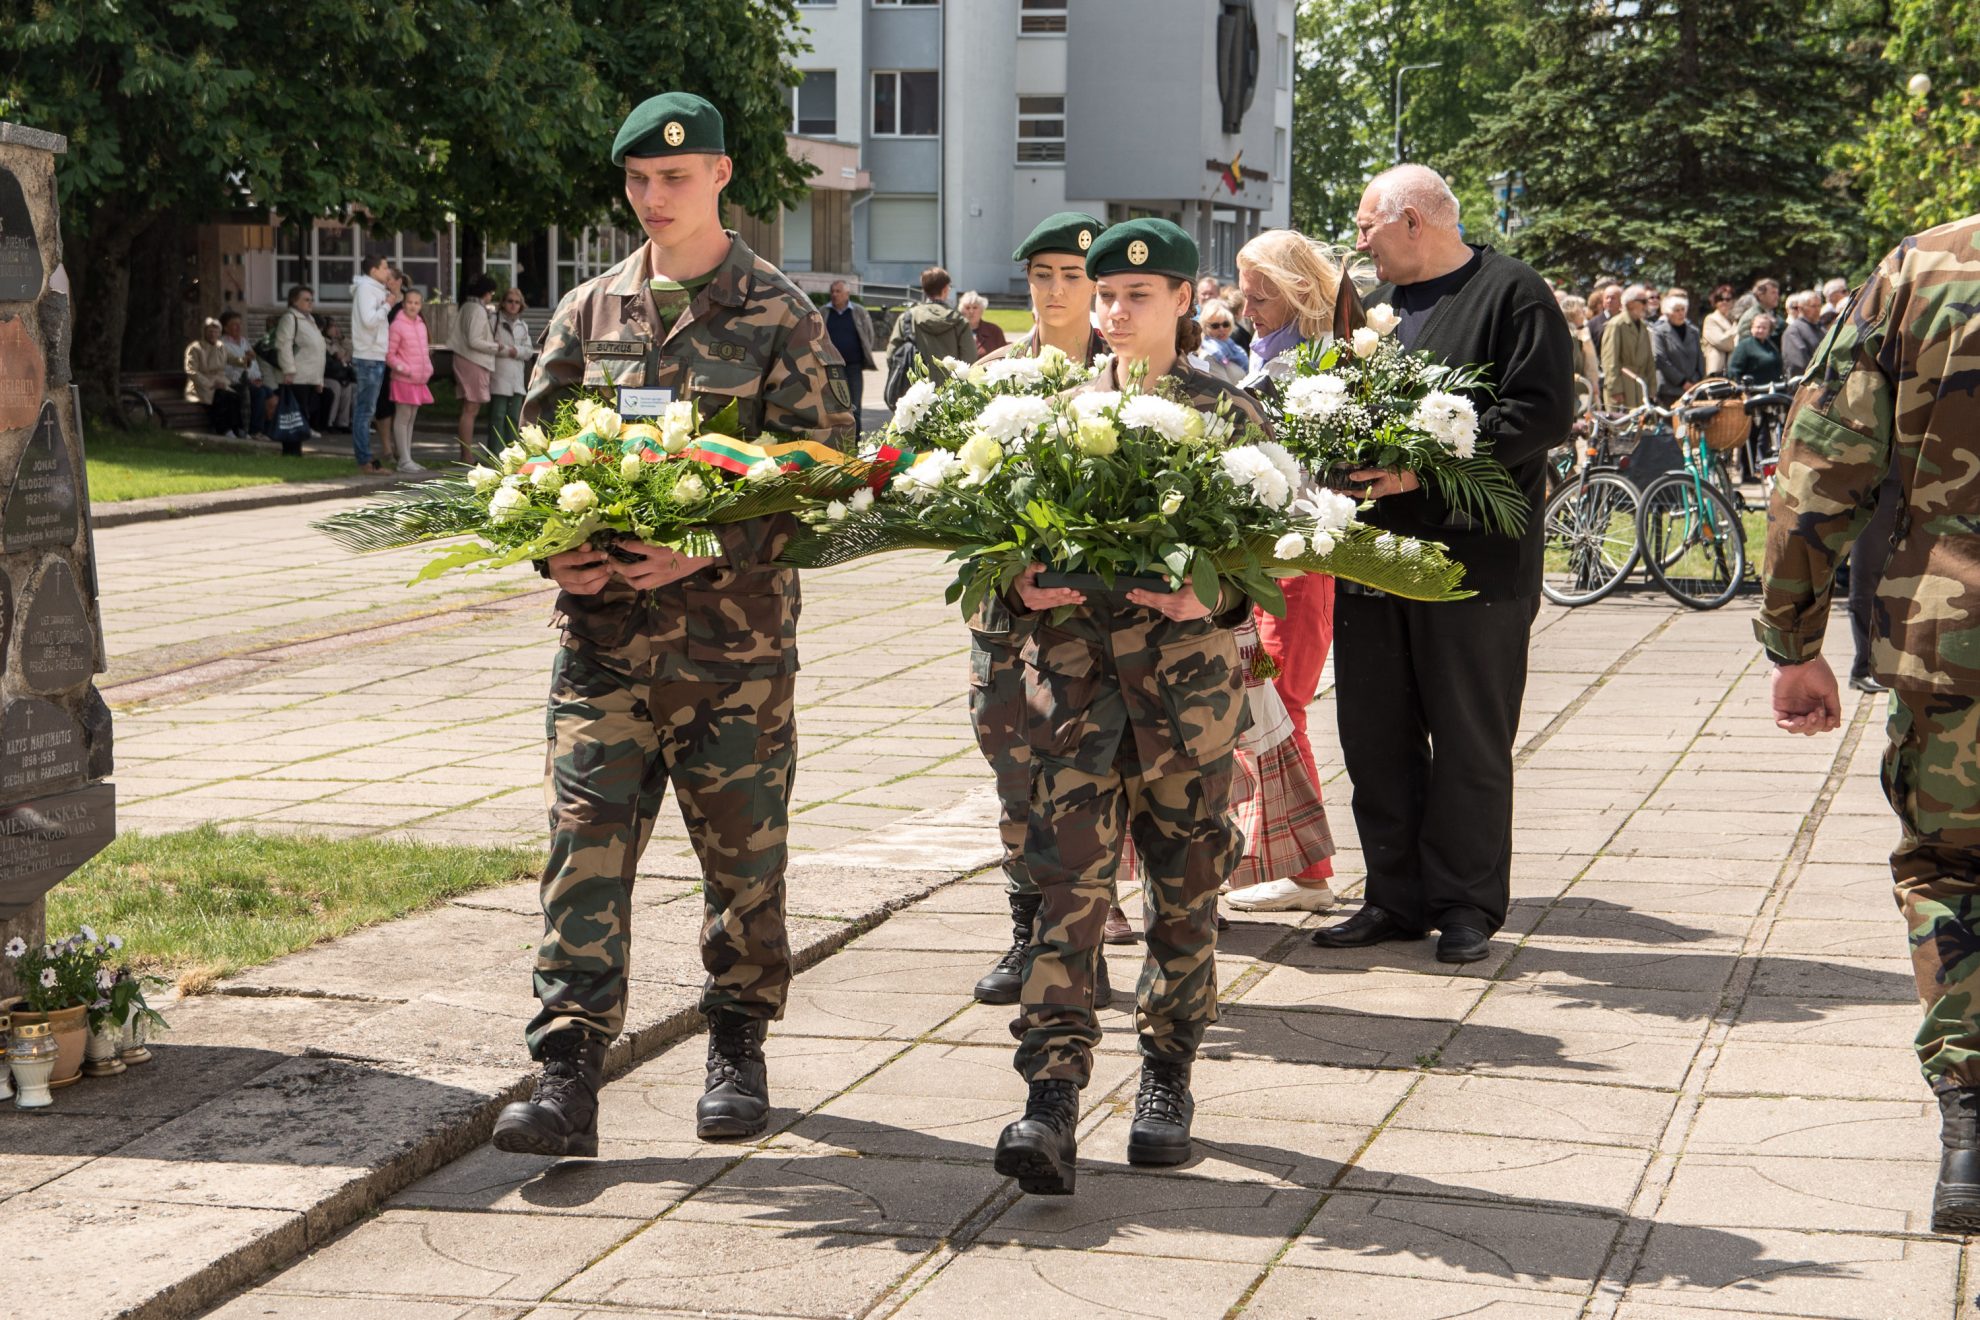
0, 315, 44, 431
2, 400, 78, 552
0, 697, 86, 801
0, 783, 116, 920
0, 167, 38, 302
0, 566, 10, 676
19, 560, 92, 693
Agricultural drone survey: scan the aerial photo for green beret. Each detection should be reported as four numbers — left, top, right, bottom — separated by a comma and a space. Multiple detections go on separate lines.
1013, 211, 1105, 263
612, 92, 725, 165
1085, 217, 1198, 282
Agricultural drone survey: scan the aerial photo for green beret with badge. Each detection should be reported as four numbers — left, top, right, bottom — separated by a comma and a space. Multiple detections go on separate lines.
612, 92, 726, 165
1085, 217, 1198, 282
1013, 211, 1106, 263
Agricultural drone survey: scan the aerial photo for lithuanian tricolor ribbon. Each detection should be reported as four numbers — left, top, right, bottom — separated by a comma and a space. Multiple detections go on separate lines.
681, 433, 848, 476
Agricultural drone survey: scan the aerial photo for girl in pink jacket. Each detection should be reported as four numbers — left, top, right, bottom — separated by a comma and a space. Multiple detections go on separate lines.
386, 289, 434, 473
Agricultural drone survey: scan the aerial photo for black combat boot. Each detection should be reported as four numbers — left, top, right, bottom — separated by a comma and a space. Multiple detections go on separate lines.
995, 1078, 1082, 1195
696, 1013, 771, 1140
492, 1034, 604, 1158
1126, 1058, 1195, 1167
1935, 1087, 1980, 1234
974, 893, 1041, 1005
1094, 947, 1114, 1008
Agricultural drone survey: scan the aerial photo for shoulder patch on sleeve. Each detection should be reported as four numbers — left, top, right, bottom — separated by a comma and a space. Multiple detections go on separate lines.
824, 361, 852, 410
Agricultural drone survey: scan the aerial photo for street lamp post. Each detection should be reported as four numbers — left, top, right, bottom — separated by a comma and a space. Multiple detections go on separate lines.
1393, 61, 1444, 164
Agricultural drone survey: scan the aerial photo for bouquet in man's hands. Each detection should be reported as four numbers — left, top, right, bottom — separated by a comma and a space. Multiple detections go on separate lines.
882, 342, 1099, 454
1274, 303, 1527, 535
787, 366, 1471, 618
313, 393, 884, 581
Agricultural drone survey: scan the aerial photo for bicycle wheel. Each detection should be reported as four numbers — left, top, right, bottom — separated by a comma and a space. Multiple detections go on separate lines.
1638, 472, 1747, 609
1541, 470, 1641, 606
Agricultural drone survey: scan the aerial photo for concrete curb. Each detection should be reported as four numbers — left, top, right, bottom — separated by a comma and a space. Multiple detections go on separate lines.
30, 793, 1003, 1320
91, 474, 411, 529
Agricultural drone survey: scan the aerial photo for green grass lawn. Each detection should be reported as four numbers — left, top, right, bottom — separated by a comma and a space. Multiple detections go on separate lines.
984, 308, 1034, 335
50, 826, 542, 992
86, 423, 359, 503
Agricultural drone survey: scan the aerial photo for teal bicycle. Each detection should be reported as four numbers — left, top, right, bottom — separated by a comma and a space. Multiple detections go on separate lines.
1637, 386, 1747, 610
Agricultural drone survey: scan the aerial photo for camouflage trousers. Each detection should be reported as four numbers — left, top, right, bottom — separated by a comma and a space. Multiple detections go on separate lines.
1012, 754, 1240, 1086
969, 632, 1034, 898
526, 640, 797, 1059
1886, 689, 1980, 1091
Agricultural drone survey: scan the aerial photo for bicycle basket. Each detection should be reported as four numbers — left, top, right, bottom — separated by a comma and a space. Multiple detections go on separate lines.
1678, 378, 1750, 452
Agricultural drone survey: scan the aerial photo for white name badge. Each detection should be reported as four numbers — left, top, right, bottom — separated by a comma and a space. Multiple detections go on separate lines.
617, 387, 675, 418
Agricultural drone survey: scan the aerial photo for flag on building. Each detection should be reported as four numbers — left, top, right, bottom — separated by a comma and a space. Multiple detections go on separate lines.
1221, 151, 1244, 195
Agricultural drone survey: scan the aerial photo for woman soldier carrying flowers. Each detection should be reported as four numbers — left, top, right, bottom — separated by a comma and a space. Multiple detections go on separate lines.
995, 218, 1266, 1194
968, 212, 1133, 1010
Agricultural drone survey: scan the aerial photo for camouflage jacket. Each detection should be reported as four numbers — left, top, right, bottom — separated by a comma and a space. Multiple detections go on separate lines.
969, 325, 1111, 644
524, 231, 855, 682
1016, 359, 1265, 779
1757, 213, 1980, 693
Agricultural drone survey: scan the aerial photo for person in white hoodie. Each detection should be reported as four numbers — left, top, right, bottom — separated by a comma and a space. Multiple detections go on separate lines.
350, 253, 398, 472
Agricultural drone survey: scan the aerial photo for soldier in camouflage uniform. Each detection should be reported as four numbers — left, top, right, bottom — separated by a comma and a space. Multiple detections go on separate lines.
1758, 213, 1980, 1234
969, 212, 1117, 1009
995, 219, 1265, 1195
492, 93, 854, 1159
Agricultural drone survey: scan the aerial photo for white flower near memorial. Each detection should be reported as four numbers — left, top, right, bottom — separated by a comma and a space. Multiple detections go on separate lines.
518, 423, 550, 453
1284, 374, 1349, 420
958, 433, 1004, 482
980, 354, 1047, 389
562, 440, 596, 465
1297, 488, 1361, 533
1350, 326, 1382, 358
489, 486, 528, 523
498, 444, 528, 473
1068, 391, 1121, 422
848, 486, 875, 513
588, 409, 624, 441
1200, 410, 1235, 445
79, 925, 97, 945
556, 481, 597, 515
940, 356, 971, 376
977, 394, 1051, 446
891, 380, 938, 432
95, 968, 115, 991
1222, 443, 1295, 509
895, 451, 961, 502
1160, 489, 1184, 517
619, 454, 644, 483
4, 937, 24, 960
1120, 394, 1193, 443
572, 398, 600, 428
674, 472, 708, 504
1413, 390, 1479, 458
1364, 302, 1401, 337
1273, 531, 1308, 560
531, 465, 564, 492
107, 934, 123, 951
1310, 529, 1337, 557
1073, 415, 1120, 457
824, 499, 849, 522
745, 458, 783, 483
466, 465, 501, 493
38, 968, 56, 989
660, 400, 697, 453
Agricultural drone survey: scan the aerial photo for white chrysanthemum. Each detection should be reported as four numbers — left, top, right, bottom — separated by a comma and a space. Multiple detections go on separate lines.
531, 465, 564, 491
1273, 531, 1308, 560
1221, 444, 1293, 509
1310, 529, 1337, 557
619, 453, 644, 482
1297, 488, 1361, 533
674, 472, 708, 504
745, 457, 783, 482
1413, 389, 1480, 458
489, 488, 528, 524
849, 486, 875, 512
1119, 394, 1194, 442
958, 433, 1004, 478
1256, 441, 1303, 497
891, 380, 938, 432
940, 356, 971, 376
976, 394, 1052, 445
1067, 390, 1121, 422
1283, 374, 1350, 420
1203, 410, 1236, 445
1364, 302, 1401, 336
982, 355, 1047, 389
1350, 326, 1382, 357
895, 451, 962, 501
466, 464, 501, 493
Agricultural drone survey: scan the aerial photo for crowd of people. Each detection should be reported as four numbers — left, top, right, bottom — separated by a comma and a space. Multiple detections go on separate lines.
181, 257, 537, 471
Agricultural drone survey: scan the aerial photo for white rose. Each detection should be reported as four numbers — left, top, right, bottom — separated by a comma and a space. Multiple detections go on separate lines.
500, 473, 523, 489
572, 398, 599, 427
531, 465, 564, 491
848, 486, 875, 512
745, 457, 783, 482
1364, 302, 1401, 337
619, 453, 645, 482
489, 486, 528, 523
1159, 489, 1184, 517
1273, 531, 1309, 561
824, 500, 849, 521
564, 440, 596, 465
588, 409, 623, 441
1035, 343, 1070, 372
466, 465, 501, 492
673, 472, 708, 504
518, 423, 549, 453
1309, 530, 1337, 557
556, 481, 597, 515
958, 432, 1004, 477
498, 444, 527, 473
660, 400, 696, 453
1350, 326, 1382, 358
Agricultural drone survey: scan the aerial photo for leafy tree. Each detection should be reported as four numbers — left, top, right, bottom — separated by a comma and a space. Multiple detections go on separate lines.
1834, 0, 1980, 260
1466, 0, 1880, 289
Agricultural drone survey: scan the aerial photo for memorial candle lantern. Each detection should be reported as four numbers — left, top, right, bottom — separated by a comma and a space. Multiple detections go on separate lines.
10, 1018, 55, 1108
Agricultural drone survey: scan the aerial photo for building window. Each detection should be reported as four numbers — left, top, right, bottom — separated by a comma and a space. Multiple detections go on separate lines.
790, 71, 838, 136
1020, 0, 1067, 33
871, 70, 939, 136
872, 0, 937, 6
276, 221, 359, 297
1277, 33, 1290, 90
555, 226, 639, 299
1017, 96, 1066, 164
1274, 127, 1288, 181
867, 196, 938, 263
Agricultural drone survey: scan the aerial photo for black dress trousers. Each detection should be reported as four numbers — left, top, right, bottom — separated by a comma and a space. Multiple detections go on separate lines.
1333, 588, 1539, 935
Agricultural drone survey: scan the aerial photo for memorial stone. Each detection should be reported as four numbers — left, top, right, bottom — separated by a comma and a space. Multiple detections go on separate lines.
0, 123, 110, 950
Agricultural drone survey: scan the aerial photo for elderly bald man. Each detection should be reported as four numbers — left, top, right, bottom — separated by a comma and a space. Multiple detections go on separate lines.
1313, 164, 1575, 965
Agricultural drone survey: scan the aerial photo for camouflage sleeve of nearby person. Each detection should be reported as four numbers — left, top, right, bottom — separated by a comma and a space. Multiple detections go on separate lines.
1753, 250, 1897, 663
711, 303, 856, 574
520, 287, 587, 426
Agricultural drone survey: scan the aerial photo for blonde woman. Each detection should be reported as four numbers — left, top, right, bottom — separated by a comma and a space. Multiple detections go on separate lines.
1558, 293, 1600, 412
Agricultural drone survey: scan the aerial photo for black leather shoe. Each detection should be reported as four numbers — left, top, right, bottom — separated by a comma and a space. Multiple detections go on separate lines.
1126, 1060, 1195, 1166
492, 1034, 604, 1158
1310, 905, 1425, 948
974, 893, 1041, 1006
1094, 947, 1114, 1009
696, 1014, 770, 1140
1850, 673, 1890, 694
995, 1078, 1081, 1195
1436, 925, 1492, 964
1936, 1088, 1980, 1234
